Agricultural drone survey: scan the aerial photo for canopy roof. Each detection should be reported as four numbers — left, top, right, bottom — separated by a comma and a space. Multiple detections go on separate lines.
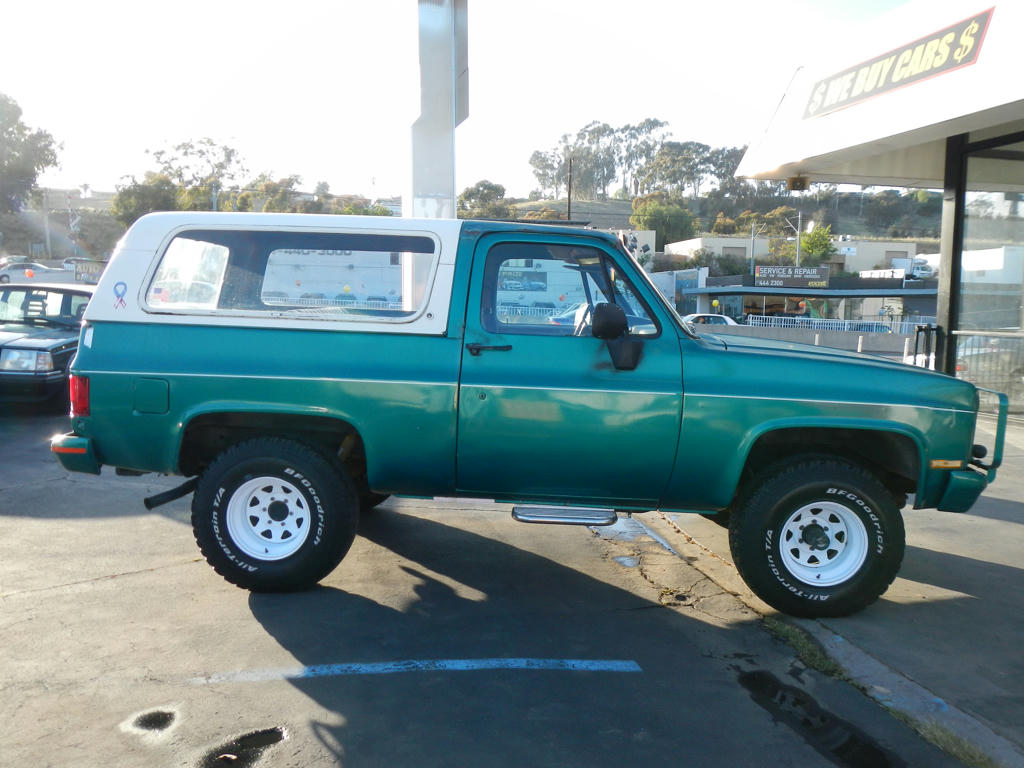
736, 1, 1024, 190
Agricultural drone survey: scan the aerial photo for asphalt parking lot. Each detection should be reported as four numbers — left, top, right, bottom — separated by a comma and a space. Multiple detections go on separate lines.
1, 405, 1017, 767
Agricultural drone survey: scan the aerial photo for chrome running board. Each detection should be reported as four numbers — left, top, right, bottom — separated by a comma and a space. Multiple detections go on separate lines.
511, 505, 618, 526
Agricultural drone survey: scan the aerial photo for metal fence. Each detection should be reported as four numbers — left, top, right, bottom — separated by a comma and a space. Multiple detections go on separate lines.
745, 314, 936, 335
952, 334, 1024, 408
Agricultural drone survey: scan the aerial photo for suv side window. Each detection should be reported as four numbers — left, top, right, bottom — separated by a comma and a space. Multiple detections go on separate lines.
482, 241, 657, 336
146, 229, 438, 321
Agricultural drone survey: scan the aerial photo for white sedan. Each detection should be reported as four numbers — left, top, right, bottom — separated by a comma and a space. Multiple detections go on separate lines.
682, 313, 738, 326
0, 262, 67, 283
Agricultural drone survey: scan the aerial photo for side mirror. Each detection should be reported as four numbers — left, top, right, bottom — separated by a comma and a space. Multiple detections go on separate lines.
592, 302, 628, 340
592, 303, 643, 371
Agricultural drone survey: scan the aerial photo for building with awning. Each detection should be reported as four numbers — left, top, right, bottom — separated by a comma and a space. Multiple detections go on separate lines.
736, 0, 1023, 406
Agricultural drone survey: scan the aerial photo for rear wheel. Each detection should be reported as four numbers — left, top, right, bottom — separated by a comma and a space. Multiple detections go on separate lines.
728, 457, 904, 617
192, 437, 359, 591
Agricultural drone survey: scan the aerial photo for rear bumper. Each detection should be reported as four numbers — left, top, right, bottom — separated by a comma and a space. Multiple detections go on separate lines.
50, 433, 102, 475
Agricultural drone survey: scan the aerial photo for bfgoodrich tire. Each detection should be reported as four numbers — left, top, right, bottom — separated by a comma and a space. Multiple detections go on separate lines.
192, 438, 359, 591
728, 457, 905, 618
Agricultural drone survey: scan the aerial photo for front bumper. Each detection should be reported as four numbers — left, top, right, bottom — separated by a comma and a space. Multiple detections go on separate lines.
937, 468, 988, 512
51, 433, 102, 475
938, 387, 1008, 512
973, 388, 1009, 482
0, 371, 65, 403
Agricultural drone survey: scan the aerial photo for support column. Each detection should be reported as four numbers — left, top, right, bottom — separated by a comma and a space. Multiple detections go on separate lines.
935, 134, 967, 374
406, 0, 468, 219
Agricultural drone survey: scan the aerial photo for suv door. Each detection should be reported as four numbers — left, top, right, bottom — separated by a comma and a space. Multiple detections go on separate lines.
456, 234, 683, 506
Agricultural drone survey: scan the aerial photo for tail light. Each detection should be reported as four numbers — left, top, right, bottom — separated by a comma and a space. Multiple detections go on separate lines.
70, 374, 90, 417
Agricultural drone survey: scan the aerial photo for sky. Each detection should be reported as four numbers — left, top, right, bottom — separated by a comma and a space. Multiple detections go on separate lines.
2, 0, 910, 201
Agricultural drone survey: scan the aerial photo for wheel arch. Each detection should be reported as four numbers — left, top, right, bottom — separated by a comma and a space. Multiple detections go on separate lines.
177, 408, 370, 482
736, 422, 923, 506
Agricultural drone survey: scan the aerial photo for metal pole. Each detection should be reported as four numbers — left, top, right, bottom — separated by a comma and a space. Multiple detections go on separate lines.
750, 224, 756, 275
796, 210, 802, 267
567, 156, 573, 221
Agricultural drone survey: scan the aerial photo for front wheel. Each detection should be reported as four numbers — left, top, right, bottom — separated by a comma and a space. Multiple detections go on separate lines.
192, 438, 359, 591
728, 457, 905, 618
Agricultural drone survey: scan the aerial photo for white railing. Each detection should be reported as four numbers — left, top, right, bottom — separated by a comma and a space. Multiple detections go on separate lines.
745, 314, 935, 335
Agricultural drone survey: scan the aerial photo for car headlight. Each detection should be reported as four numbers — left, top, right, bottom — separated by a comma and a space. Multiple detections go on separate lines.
0, 349, 55, 371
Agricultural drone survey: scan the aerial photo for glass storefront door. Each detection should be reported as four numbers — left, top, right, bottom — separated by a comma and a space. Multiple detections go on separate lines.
957, 138, 1024, 409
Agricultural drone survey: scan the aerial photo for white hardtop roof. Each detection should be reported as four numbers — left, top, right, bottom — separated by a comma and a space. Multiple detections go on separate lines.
1, 282, 95, 293
121, 211, 468, 256
737, 1, 1023, 189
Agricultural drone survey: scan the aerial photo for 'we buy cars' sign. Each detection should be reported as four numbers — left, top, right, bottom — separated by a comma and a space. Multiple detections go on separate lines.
804, 8, 993, 119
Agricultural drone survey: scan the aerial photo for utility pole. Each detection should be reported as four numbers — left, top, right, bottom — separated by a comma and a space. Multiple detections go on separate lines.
784, 210, 804, 267
567, 156, 573, 221
749, 222, 767, 275
796, 210, 802, 267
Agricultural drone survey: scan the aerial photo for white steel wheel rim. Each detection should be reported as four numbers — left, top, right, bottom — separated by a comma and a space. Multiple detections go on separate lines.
778, 500, 869, 587
226, 476, 311, 561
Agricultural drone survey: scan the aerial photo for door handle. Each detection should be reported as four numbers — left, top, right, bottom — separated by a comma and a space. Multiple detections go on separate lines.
466, 343, 513, 356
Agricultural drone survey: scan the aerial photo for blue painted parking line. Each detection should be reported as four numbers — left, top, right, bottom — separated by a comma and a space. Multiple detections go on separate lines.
193, 658, 643, 684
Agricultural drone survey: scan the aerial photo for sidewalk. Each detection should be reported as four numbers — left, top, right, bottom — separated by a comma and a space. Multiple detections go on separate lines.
644, 415, 1024, 768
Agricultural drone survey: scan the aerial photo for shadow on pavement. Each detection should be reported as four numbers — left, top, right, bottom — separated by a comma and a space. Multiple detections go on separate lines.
245, 508, 936, 768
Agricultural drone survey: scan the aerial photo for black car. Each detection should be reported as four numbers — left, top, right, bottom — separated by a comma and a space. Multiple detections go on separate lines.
0, 283, 93, 405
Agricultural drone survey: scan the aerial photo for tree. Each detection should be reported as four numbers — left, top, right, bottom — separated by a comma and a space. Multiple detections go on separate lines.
706, 146, 748, 198
711, 212, 737, 234
339, 202, 393, 216
639, 141, 712, 198
629, 196, 698, 250
0, 94, 58, 213
800, 224, 838, 263
520, 206, 561, 220
458, 180, 512, 219
528, 149, 562, 199
618, 119, 669, 197
75, 211, 126, 260
110, 172, 179, 227
676, 246, 747, 277
763, 206, 798, 235
148, 138, 247, 211
765, 225, 836, 267
254, 175, 303, 212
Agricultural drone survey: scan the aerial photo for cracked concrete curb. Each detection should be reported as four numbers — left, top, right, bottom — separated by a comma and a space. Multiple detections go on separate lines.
636, 511, 1024, 768
792, 618, 1024, 768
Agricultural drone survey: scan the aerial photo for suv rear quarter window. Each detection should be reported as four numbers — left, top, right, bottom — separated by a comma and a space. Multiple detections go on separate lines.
145, 229, 438, 321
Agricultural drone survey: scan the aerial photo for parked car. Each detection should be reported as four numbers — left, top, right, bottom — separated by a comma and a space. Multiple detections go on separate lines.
0, 262, 62, 283
0, 283, 94, 405
0, 255, 28, 269
681, 313, 738, 326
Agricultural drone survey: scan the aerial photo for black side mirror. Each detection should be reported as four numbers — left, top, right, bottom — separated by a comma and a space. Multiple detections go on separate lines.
592, 303, 642, 371
592, 302, 628, 340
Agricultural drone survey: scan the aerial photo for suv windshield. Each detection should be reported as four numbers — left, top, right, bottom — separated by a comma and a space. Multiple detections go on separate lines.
612, 242, 695, 337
